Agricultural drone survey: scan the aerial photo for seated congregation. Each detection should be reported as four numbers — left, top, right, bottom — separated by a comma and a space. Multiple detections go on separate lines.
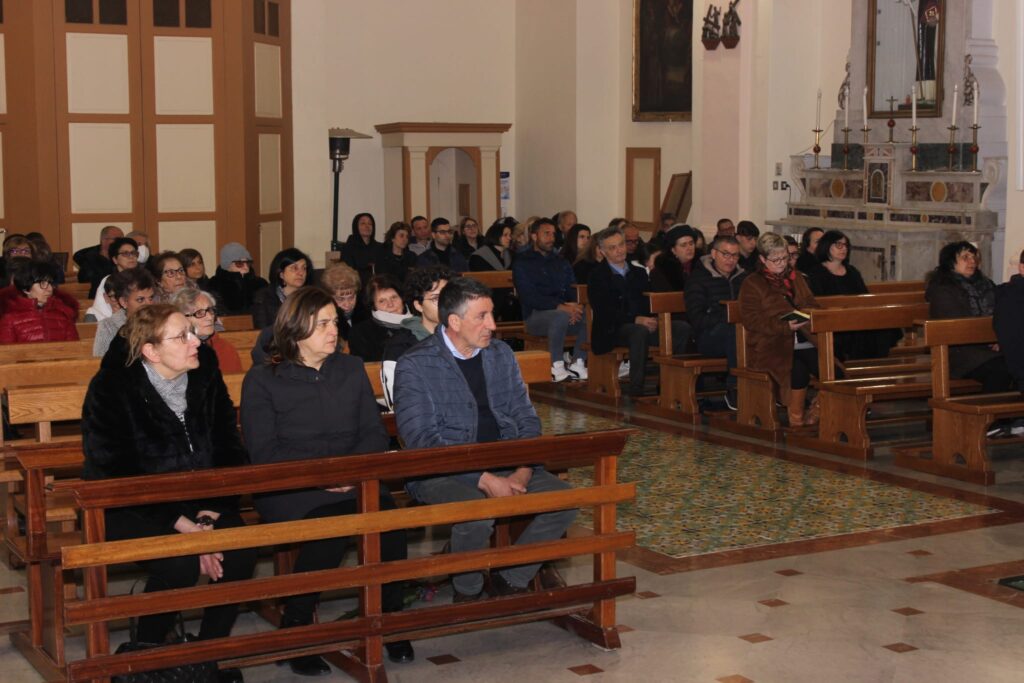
3, 209, 1024, 682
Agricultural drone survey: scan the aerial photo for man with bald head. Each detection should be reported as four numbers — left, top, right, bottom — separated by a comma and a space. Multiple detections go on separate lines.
74, 225, 124, 296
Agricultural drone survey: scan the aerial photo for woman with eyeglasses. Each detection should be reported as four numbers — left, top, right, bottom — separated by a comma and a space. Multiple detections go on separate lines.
81, 304, 255, 682
208, 243, 269, 316
0, 235, 37, 286
85, 237, 140, 322
241, 287, 414, 675
0, 259, 79, 344
347, 274, 412, 362
251, 248, 315, 330
171, 287, 242, 373
147, 251, 191, 302
454, 217, 482, 260
806, 230, 900, 360
738, 232, 821, 427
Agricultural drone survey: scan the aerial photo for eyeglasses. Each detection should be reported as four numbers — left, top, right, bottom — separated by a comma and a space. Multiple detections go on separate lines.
765, 255, 789, 265
117, 250, 139, 258
6, 247, 32, 257
231, 260, 252, 268
832, 242, 850, 249
713, 249, 740, 260
162, 268, 186, 278
34, 279, 54, 289
333, 291, 357, 302
184, 307, 217, 319
161, 326, 198, 345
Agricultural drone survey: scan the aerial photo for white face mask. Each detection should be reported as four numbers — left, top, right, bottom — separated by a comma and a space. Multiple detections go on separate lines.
137, 244, 150, 264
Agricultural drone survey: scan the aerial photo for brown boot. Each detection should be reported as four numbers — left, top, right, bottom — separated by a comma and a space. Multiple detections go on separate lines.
787, 388, 808, 427
805, 394, 821, 426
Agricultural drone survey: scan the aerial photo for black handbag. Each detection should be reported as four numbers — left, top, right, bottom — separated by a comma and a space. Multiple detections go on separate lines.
111, 589, 218, 683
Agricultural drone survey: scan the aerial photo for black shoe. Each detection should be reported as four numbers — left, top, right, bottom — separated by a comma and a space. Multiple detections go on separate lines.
385, 640, 415, 663
537, 563, 567, 590
453, 588, 485, 603
217, 668, 244, 683
279, 654, 331, 677
490, 573, 530, 596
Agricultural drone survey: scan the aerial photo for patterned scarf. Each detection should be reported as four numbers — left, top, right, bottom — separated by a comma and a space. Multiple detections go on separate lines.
954, 272, 995, 316
761, 266, 796, 301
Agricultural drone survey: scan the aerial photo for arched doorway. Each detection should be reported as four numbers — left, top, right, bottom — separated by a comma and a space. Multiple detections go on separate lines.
428, 148, 479, 223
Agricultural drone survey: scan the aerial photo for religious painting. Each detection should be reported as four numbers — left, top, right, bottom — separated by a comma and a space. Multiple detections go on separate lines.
866, 162, 890, 204
633, 0, 693, 122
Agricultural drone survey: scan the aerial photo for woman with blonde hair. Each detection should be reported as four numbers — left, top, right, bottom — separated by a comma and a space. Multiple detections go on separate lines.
320, 261, 368, 342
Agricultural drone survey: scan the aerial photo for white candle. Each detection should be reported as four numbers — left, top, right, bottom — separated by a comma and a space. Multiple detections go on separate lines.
911, 84, 917, 127
862, 86, 868, 127
816, 89, 821, 129
973, 80, 979, 126
844, 85, 850, 129
951, 84, 958, 127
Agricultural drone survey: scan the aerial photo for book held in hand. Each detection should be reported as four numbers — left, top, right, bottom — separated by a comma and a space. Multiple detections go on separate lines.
778, 309, 811, 323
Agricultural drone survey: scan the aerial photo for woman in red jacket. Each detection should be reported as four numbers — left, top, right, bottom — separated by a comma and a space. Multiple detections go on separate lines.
0, 259, 79, 344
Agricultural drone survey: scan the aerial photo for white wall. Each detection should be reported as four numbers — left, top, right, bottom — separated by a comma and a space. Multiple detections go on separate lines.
994, 0, 1023, 278
291, 0, 516, 265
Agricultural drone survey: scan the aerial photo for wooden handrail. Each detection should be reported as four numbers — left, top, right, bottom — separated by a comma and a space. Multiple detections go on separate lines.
64, 430, 633, 509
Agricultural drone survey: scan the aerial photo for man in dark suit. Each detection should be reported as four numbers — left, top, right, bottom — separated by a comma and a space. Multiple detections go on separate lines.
73, 225, 123, 295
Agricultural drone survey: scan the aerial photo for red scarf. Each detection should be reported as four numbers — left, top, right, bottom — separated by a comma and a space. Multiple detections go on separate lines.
762, 266, 796, 300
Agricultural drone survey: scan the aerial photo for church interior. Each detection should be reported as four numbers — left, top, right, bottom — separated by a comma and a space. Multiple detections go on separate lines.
3, 1, 1024, 681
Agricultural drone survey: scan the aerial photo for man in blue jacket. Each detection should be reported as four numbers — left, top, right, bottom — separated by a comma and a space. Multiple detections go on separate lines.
512, 218, 588, 382
394, 277, 576, 602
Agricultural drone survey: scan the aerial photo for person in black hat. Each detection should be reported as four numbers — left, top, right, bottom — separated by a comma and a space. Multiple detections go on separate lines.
650, 224, 700, 293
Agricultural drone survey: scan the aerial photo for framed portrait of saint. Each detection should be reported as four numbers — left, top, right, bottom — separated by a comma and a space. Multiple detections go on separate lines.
633, 0, 693, 122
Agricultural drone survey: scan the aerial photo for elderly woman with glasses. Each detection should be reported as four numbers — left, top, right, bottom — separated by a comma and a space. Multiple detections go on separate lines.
147, 251, 191, 302
171, 287, 242, 373
347, 274, 412, 362
81, 304, 255, 680
738, 232, 822, 427
0, 259, 79, 343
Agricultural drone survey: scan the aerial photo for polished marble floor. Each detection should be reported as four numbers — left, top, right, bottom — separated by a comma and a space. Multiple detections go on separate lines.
3, 396, 1024, 682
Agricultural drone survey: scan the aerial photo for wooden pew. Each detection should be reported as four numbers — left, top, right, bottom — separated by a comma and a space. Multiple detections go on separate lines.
893, 317, 1024, 484
634, 291, 727, 422
61, 282, 91, 298
57, 431, 635, 682
573, 285, 625, 399
866, 280, 925, 294
0, 339, 95, 364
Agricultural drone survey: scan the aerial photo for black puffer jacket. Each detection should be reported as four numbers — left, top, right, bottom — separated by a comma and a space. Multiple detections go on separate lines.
684, 254, 748, 338
208, 266, 269, 316
82, 346, 247, 529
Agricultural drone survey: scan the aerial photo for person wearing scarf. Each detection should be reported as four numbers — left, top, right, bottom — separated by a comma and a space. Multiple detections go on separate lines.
737, 232, 821, 426
347, 274, 413, 362
926, 240, 1012, 392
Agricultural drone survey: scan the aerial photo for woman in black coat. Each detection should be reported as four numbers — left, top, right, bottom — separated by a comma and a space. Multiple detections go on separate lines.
649, 224, 699, 292
469, 221, 519, 322
241, 287, 413, 674
805, 230, 900, 360
342, 212, 383, 285
347, 274, 411, 362
251, 248, 314, 329
81, 304, 256, 673
926, 240, 1012, 392
375, 221, 418, 283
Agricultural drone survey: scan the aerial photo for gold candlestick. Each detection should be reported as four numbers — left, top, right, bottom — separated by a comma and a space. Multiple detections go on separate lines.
969, 124, 980, 173
909, 126, 920, 171
841, 127, 851, 170
860, 126, 871, 144
812, 127, 823, 169
946, 125, 959, 171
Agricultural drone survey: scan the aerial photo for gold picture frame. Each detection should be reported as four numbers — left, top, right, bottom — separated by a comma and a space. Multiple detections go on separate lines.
632, 0, 693, 122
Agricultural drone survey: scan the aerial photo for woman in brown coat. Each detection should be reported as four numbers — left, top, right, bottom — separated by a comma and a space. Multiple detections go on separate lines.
738, 232, 821, 426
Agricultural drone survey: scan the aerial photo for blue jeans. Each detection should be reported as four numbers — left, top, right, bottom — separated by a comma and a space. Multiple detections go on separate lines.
696, 322, 737, 388
526, 309, 588, 364
407, 469, 577, 595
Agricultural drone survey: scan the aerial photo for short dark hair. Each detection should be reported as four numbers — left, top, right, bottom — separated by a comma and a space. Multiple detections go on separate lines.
784, 235, 799, 247
438, 276, 492, 328
814, 229, 851, 265
410, 215, 427, 226
108, 237, 139, 264
430, 217, 450, 232
351, 212, 376, 237
111, 267, 156, 301
530, 218, 556, 235
736, 220, 760, 238
268, 286, 336, 366
177, 247, 203, 270
710, 235, 739, 251
364, 273, 404, 310
385, 221, 410, 243
716, 218, 733, 229
11, 258, 56, 294
936, 240, 980, 275
267, 248, 314, 289
404, 265, 453, 307
484, 220, 510, 247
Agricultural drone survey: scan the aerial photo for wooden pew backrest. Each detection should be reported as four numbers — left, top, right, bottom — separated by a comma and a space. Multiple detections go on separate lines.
923, 316, 995, 400
463, 270, 515, 290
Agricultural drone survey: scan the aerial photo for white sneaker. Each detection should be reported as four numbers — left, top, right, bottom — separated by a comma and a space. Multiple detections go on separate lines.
563, 351, 573, 367
568, 358, 588, 381
551, 361, 572, 383
618, 361, 630, 379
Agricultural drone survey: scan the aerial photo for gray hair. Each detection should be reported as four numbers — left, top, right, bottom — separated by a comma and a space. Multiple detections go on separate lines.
169, 286, 217, 313
438, 277, 492, 326
755, 232, 788, 258
593, 226, 624, 248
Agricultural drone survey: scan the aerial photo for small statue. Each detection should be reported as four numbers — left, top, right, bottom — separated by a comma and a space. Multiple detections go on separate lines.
701, 4, 721, 41
722, 0, 741, 38
838, 61, 851, 110
962, 54, 975, 106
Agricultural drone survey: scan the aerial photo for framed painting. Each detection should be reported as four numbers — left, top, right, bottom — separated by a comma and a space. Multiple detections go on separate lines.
632, 0, 693, 122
